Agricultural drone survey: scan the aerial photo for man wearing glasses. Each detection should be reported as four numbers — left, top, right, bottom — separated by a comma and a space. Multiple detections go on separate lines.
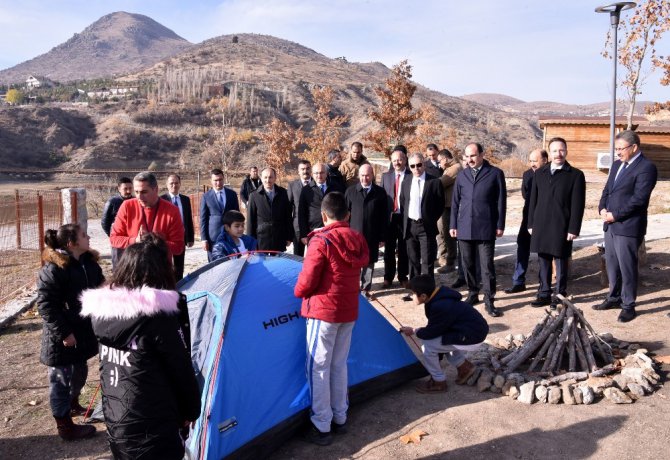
450, 143, 506, 317
594, 130, 657, 323
400, 153, 444, 278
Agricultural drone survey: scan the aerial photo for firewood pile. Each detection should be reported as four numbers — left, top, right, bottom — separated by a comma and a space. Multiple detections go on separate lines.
461, 295, 662, 405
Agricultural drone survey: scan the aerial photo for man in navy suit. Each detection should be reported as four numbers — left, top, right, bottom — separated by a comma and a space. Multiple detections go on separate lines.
450, 143, 506, 317
287, 160, 312, 256
399, 152, 444, 279
161, 174, 195, 280
594, 130, 658, 323
381, 146, 411, 288
200, 168, 240, 261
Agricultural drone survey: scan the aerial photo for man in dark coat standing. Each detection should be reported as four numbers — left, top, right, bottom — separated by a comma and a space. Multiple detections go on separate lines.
287, 160, 312, 257
450, 142, 506, 317
594, 130, 658, 323
528, 137, 586, 309
346, 164, 388, 297
381, 146, 411, 288
299, 163, 337, 245
239, 166, 261, 209
424, 144, 443, 178
326, 149, 345, 192
161, 174, 195, 280
504, 149, 548, 293
200, 168, 240, 262
400, 153, 444, 278
246, 167, 293, 252
102, 177, 133, 269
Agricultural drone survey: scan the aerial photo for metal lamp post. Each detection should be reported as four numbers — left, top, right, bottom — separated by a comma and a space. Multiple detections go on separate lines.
595, 2, 636, 167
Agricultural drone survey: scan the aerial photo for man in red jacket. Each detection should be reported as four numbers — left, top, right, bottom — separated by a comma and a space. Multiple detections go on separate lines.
294, 192, 369, 446
110, 172, 184, 261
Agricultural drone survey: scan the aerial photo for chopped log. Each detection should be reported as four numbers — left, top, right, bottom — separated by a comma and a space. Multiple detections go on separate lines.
490, 354, 502, 372
546, 372, 589, 384
556, 294, 612, 364
578, 327, 598, 372
590, 364, 618, 377
547, 309, 573, 373
573, 326, 590, 372
500, 314, 552, 365
541, 340, 559, 372
505, 310, 565, 372
567, 321, 577, 372
527, 332, 556, 373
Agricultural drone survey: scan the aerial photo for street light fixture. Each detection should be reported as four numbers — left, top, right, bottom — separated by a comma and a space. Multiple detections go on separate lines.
595, 2, 636, 168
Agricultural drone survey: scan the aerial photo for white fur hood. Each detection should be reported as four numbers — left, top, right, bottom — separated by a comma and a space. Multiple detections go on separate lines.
80, 286, 180, 320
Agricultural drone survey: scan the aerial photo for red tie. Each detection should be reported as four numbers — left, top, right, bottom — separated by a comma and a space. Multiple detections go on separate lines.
393, 173, 400, 212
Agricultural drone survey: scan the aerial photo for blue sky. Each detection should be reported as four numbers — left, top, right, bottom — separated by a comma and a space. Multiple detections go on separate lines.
0, 0, 667, 104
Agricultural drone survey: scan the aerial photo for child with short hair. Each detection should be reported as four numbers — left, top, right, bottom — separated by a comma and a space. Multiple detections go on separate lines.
400, 274, 489, 393
294, 192, 369, 446
211, 210, 258, 260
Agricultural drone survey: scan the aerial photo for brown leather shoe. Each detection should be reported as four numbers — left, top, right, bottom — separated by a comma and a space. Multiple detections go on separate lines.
455, 360, 476, 385
415, 377, 448, 393
54, 416, 96, 441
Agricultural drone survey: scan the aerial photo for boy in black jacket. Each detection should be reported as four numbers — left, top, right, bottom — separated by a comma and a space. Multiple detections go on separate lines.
401, 275, 489, 393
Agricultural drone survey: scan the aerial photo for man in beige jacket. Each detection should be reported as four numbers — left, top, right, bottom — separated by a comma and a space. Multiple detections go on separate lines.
437, 149, 462, 273
340, 142, 370, 188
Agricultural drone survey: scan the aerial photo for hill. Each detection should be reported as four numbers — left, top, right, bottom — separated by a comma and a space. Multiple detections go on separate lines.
0, 12, 192, 84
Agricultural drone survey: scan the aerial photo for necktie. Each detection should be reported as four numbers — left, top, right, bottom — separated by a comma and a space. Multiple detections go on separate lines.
172, 196, 178, 207
363, 187, 369, 198
471, 168, 479, 179
267, 189, 274, 202
393, 174, 400, 212
615, 162, 628, 182
218, 191, 225, 209
321, 184, 326, 194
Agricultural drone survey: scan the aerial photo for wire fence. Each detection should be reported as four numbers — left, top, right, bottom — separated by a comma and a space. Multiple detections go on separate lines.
0, 190, 76, 305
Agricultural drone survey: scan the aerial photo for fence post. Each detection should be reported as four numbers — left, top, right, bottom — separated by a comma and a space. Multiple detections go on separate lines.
14, 190, 21, 249
37, 194, 45, 262
70, 190, 78, 224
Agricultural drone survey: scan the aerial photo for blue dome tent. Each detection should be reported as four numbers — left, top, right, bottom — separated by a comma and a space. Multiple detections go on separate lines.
178, 253, 426, 459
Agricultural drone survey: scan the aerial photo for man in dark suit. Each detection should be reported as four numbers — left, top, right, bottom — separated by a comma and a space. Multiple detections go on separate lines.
381, 146, 411, 288
246, 167, 293, 252
594, 130, 658, 323
528, 137, 585, 310
161, 174, 194, 280
326, 149, 345, 192
346, 164, 388, 297
299, 163, 337, 244
424, 144, 443, 178
239, 166, 261, 209
287, 159, 312, 256
450, 143, 506, 317
102, 176, 133, 269
400, 153, 444, 279
504, 149, 548, 294
200, 168, 240, 262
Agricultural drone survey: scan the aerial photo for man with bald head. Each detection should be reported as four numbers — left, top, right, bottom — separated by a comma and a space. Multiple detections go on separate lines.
504, 149, 548, 294
246, 167, 293, 252
299, 162, 337, 244
346, 164, 388, 297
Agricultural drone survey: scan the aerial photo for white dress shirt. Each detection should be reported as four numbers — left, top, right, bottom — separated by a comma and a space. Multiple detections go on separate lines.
408, 173, 426, 220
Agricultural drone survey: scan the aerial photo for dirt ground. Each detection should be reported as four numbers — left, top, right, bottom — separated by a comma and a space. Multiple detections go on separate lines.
1, 179, 669, 459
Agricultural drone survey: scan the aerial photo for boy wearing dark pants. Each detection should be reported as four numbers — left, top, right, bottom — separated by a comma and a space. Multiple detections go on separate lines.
294, 192, 369, 446
401, 275, 489, 393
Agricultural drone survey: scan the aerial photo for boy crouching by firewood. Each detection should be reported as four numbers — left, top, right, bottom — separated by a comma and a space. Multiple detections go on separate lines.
400, 274, 489, 393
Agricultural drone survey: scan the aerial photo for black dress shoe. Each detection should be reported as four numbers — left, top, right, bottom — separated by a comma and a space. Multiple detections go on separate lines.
451, 279, 467, 289
618, 309, 636, 323
485, 301, 502, 317
465, 293, 480, 305
592, 299, 622, 311
504, 284, 526, 294
531, 297, 552, 307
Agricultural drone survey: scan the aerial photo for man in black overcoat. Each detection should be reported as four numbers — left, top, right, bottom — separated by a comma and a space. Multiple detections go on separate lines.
346, 164, 388, 297
161, 174, 195, 280
298, 162, 337, 244
246, 167, 293, 252
380, 146, 411, 288
594, 130, 658, 323
528, 137, 585, 309
400, 153, 444, 278
287, 159, 312, 256
450, 143, 506, 317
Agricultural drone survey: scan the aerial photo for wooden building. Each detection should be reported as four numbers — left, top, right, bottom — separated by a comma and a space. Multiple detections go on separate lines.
538, 116, 670, 179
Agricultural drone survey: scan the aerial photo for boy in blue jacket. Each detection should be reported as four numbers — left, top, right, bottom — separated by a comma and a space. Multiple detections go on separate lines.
401, 275, 489, 393
211, 210, 258, 260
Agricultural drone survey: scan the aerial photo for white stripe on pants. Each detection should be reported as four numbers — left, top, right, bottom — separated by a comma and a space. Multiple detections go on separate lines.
306, 319, 355, 433
419, 337, 482, 381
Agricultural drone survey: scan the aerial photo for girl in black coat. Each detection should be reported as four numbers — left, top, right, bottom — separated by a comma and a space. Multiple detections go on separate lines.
36, 224, 104, 441
81, 233, 201, 460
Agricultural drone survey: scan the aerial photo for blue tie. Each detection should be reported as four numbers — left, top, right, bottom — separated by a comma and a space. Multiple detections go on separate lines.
321, 184, 326, 194
218, 191, 225, 209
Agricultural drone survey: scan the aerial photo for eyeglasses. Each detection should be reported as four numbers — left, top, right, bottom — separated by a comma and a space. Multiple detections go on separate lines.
614, 145, 634, 153
409, 163, 423, 169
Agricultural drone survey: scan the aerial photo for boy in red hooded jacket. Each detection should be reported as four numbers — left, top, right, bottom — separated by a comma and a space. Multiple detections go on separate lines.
294, 191, 369, 446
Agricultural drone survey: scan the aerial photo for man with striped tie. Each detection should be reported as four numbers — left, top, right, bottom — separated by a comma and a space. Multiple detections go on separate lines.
161, 174, 194, 280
